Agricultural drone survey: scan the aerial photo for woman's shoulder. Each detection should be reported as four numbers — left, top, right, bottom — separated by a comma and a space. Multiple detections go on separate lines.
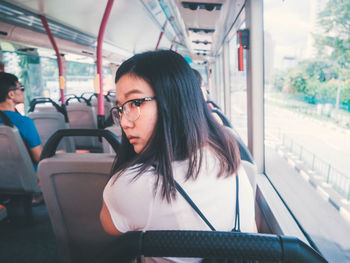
107, 164, 157, 194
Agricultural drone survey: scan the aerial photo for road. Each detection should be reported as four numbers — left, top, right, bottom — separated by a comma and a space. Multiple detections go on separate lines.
230, 91, 350, 177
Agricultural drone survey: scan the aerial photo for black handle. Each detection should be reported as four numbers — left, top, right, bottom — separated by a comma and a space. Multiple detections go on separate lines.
66, 95, 81, 105
87, 93, 111, 103
29, 97, 60, 112
80, 92, 95, 100
106, 91, 116, 100
79, 96, 92, 106
40, 129, 121, 160
28, 97, 69, 122
65, 95, 92, 106
207, 100, 221, 110
98, 231, 327, 263
211, 109, 232, 128
88, 93, 98, 102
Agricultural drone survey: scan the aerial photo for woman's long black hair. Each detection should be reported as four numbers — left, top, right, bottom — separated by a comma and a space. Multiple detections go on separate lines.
111, 50, 240, 202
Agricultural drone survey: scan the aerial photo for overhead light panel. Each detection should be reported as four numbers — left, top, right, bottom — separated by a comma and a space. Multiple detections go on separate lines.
189, 28, 215, 34
181, 2, 222, 11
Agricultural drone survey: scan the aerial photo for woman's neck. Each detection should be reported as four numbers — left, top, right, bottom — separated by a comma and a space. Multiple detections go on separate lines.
0, 100, 16, 111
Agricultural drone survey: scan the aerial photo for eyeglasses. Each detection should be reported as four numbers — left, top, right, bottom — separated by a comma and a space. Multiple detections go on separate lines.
110, 96, 156, 123
9, 86, 24, 92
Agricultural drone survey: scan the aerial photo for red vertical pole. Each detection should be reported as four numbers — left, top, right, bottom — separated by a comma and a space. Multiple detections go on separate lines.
96, 0, 114, 129
238, 46, 244, 71
155, 20, 168, 50
238, 31, 244, 71
39, 15, 65, 105
170, 37, 176, 50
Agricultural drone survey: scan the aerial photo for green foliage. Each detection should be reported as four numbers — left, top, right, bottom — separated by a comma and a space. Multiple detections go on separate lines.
341, 82, 350, 104
304, 60, 337, 81
18, 54, 31, 111
41, 57, 58, 77
272, 0, 350, 109
66, 61, 95, 76
40, 58, 96, 77
315, 0, 350, 69
315, 79, 338, 102
285, 68, 307, 93
272, 71, 286, 92
276, 59, 342, 103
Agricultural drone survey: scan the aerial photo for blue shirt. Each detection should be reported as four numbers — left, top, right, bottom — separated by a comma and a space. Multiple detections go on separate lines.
0, 110, 41, 170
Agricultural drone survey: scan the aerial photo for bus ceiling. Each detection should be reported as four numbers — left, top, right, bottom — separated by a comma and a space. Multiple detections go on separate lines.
0, 0, 246, 61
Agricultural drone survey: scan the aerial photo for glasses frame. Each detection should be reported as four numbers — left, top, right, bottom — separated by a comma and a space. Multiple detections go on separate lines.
9, 85, 25, 92
110, 96, 156, 123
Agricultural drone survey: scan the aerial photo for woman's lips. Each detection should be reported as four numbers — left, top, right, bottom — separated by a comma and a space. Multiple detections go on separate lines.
128, 136, 138, 144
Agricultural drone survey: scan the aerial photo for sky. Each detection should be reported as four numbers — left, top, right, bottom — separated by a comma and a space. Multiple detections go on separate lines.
263, 0, 315, 70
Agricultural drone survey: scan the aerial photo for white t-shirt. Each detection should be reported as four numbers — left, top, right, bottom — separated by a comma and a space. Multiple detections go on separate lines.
103, 148, 256, 263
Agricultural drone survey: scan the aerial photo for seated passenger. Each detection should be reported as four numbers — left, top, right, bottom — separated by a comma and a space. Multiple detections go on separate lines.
193, 68, 223, 125
192, 68, 209, 102
0, 72, 42, 170
100, 50, 255, 262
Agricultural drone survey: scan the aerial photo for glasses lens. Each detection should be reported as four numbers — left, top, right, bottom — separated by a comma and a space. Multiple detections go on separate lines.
110, 108, 120, 125
123, 101, 140, 121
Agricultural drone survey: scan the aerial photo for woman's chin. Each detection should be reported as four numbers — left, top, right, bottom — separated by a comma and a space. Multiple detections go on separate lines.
133, 145, 141, 154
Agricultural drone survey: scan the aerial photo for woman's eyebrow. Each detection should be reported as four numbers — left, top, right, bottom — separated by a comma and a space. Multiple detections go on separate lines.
124, 89, 143, 99
116, 89, 144, 105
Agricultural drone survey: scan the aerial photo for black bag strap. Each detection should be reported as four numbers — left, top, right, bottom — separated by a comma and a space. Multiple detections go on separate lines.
175, 174, 240, 232
0, 110, 14, 127
233, 174, 240, 232
175, 180, 216, 231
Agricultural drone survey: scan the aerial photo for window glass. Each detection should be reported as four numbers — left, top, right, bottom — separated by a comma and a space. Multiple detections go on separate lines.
229, 24, 248, 144
264, 0, 350, 260
1, 44, 113, 110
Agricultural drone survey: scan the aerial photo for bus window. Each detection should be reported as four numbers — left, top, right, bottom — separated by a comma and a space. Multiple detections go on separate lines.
264, 0, 350, 261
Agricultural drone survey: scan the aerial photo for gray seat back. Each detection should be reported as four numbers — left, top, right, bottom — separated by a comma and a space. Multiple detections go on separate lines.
102, 125, 122, 154
66, 103, 101, 151
38, 153, 116, 263
225, 127, 254, 163
33, 105, 57, 112
107, 92, 116, 107
90, 97, 113, 119
28, 112, 75, 152
0, 125, 40, 194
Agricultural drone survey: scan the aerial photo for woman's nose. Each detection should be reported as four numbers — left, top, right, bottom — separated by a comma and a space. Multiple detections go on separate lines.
120, 115, 134, 129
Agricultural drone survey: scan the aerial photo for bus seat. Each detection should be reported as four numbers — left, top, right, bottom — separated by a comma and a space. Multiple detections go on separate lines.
225, 127, 254, 164
28, 111, 75, 152
90, 97, 113, 120
241, 160, 257, 199
102, 125, 122, 154
34, 105, 57, 112
212, 108, 231, 127
0, 125, 40, 218
29, 97, 65, 114
106, 91, 116, 107
38, 129, 120, 263
210, 109, 254, 163
66, 103, 102, 151
38, 153, 117, 263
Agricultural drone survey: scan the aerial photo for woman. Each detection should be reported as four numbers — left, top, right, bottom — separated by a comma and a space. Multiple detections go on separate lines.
100, 50, 255, 262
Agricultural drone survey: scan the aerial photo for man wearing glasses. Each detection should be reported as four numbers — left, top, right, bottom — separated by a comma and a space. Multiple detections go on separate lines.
0, 72, 42, 169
